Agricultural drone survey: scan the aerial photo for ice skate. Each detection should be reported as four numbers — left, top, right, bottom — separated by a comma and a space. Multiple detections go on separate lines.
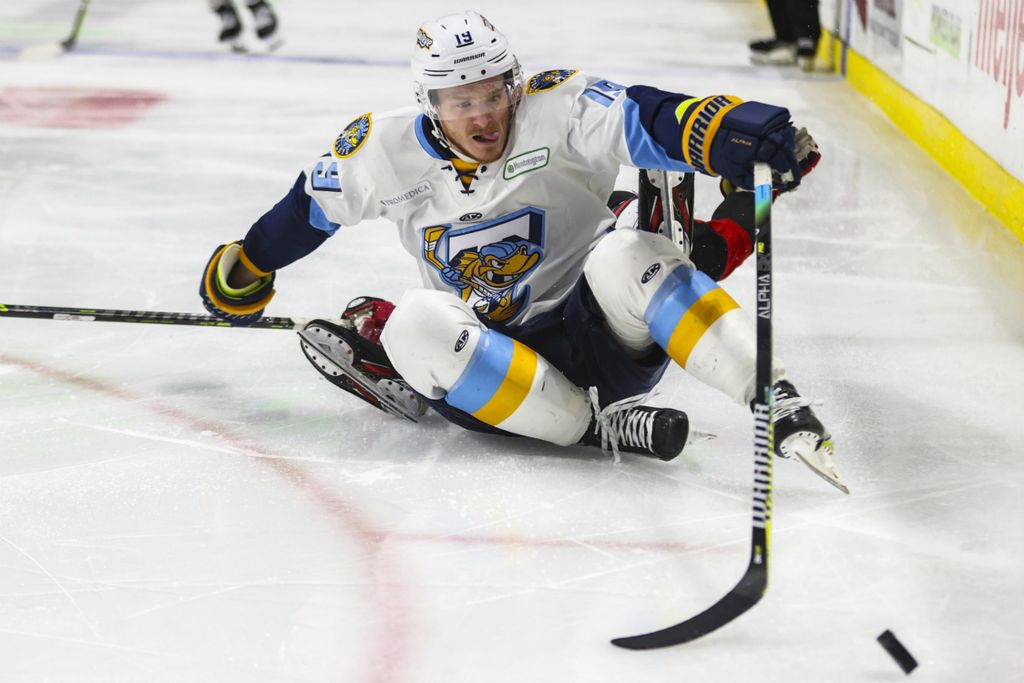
749, 38, 797, 66
772, 380, 848, 493
212, 1, 246, 53
796, 38, 817, 72
580, 395, 690, 461
246, 0, 284, 50
298, 298, 426, 422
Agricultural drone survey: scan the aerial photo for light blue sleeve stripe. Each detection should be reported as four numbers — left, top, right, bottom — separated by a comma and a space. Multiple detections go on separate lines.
584, 89, 614, 107
644, 266, 719, 348
445, 329, 513, 415
621, 98, 695, 173
308, 197, 341, 236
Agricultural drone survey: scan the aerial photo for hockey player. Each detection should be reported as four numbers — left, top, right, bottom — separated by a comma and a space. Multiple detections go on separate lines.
199, 11, 846, 492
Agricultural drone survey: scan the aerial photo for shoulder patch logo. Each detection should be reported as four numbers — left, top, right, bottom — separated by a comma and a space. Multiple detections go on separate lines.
526, 69, 579, 95
503, 147, 550, 180
416, 28, 433, 50
333, 113, 372, 159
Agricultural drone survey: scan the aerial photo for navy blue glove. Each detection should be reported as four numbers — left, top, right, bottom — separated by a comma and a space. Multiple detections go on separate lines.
199, 241, 276, 325
709, 101, 800, 192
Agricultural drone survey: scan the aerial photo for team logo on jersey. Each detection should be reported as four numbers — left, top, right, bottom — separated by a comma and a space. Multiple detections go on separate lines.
333, 113, 372, 159
422, 208, 546, 324
416, 28, 433, 49
526, 69, 579, 95
503, 147, 549, 180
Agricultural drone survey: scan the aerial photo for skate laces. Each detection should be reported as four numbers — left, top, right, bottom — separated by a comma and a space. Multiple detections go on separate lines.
773, 394, 815, 422
588, 388, 655, 463
771, 389, 827, 459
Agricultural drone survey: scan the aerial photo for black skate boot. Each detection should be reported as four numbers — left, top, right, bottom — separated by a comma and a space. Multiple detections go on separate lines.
771, 380, 847, 493
246, 0, 283, 48
212, 1, 244, 51
749, 38, 797, 65
298, 297, 426, 422
580, 398, 689, 461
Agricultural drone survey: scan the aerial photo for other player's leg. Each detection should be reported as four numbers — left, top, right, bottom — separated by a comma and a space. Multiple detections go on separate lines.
610, 173, 755, 282
299, 296, 427, 421
749, 0, 798, 65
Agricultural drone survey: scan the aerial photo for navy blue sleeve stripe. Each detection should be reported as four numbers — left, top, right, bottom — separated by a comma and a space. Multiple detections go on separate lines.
242, 172, 331, 272
622, 95, 694, 172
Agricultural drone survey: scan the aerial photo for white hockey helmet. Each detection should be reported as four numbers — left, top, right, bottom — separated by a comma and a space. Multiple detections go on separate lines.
411, 11, 524, 122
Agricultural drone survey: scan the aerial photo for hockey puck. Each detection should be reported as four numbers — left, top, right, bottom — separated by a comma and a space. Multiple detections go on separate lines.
877, 629, 918, 674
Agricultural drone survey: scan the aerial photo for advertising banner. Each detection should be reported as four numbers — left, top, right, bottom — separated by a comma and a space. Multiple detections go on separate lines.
828, 0, 1023, 182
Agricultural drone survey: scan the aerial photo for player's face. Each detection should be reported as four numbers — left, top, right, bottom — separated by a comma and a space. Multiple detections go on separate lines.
434, 77, 512, 163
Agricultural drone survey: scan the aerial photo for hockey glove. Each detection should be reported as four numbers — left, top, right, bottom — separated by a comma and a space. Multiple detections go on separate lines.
719, 126, 821, 198
791, 126, 821, 182
199, 241, 276, 325
683, 98, 800, 192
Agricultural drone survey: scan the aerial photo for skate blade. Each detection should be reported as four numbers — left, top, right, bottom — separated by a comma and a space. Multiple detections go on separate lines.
688, 427, 717, 444
750, 54, 798, 66
783, 433, 850, 494
19, 42, 65, 60
298, 328, 420, 423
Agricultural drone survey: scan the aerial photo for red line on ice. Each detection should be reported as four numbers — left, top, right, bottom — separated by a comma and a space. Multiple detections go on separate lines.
0, 353, 410, 683
0, 87, 164, 128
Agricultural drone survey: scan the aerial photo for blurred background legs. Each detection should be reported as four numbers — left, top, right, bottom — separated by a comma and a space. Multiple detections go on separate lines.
749, 0, 821, 70
209, 0, 281, 52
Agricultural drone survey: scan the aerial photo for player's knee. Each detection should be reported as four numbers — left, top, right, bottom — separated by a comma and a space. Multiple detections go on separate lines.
585, 229, 690, 310
381, 289, 484, 398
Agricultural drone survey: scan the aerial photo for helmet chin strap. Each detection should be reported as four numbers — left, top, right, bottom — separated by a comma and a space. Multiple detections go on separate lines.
431, 113, 515, 164
432, 121, 480, 163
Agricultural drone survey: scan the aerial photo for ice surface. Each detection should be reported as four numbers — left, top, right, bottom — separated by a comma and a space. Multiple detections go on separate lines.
1, 1, 1023, 681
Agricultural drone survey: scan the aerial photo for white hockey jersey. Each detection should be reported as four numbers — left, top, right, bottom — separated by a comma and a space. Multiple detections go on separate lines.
247, 70, 698, 328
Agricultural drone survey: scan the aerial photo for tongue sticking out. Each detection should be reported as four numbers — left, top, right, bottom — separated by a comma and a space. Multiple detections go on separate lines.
474, 132, 500, 143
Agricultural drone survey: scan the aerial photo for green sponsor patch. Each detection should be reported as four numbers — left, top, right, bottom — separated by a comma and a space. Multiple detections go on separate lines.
503, 147, 550, 180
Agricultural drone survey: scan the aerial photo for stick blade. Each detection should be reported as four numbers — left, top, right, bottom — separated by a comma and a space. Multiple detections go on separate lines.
18, 42, 65, 61
611, 588, 762, 650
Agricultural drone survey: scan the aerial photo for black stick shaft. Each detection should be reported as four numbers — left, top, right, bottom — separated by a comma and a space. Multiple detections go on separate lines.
0, 303, 300, 330
62, 0, 91, 50
608, 163, 777, 650
751, 163, 774, 576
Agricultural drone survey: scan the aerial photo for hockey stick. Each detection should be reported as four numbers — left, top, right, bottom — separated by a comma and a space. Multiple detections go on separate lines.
19, 0, 91, 60
61, 0, 92, 51
2, 301, 426, 420
611, 162, 774, 650
0, 303, 304, 330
